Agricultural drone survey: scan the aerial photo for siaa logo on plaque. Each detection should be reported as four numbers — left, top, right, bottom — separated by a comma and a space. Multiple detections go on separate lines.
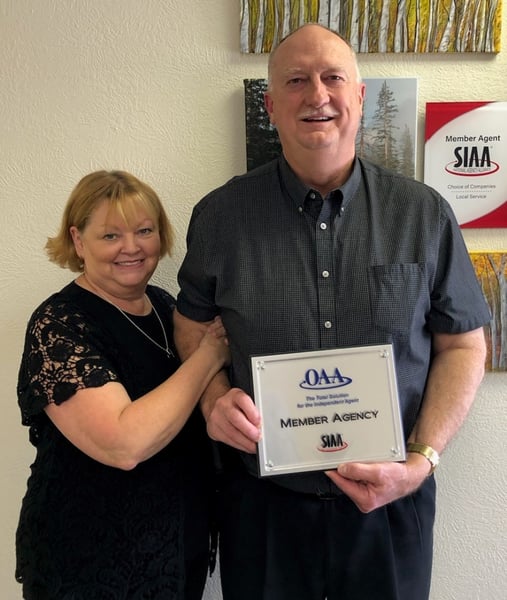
318, 432, 349, 453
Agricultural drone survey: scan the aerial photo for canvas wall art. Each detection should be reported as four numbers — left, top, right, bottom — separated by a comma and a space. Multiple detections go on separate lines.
240, 0, 502, 53
245, 77, 417, 177
469, 252, 507, 372
424, 101, 507, 228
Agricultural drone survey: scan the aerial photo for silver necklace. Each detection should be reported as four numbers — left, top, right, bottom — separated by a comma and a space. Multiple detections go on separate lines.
114, 299, 175, 359
81, 276, 174, 359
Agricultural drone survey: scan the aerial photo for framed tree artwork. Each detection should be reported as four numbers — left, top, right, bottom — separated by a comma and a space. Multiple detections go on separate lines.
469, 252, 507, 372
240, 1, 502, 53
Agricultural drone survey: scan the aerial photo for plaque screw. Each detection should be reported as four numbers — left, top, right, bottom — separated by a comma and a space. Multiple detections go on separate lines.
257, 361, 265, 370
390, 447, 400, 457
380, 349, 389, 358
266, 460, 274, 469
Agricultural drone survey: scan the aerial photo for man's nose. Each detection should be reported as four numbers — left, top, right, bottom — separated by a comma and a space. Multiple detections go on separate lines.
306, 78, 330, 108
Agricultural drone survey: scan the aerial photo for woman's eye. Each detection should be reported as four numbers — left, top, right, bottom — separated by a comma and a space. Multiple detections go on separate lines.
103, 233, 118, 240
138, 228, 153, 236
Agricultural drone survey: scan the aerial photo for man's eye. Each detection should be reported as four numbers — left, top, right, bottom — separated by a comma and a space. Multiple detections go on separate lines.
326, 75, 345, 84
287, 78, 304, 86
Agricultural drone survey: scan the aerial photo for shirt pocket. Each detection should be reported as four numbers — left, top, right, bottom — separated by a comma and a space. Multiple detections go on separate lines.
368, 263, 427, 336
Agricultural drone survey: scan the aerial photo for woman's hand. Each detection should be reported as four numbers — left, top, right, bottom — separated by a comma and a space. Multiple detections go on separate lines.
199, 316, 230, 368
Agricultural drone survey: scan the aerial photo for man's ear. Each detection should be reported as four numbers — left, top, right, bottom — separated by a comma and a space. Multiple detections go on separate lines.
264, 92, 276, 126
358, 82, 366, 114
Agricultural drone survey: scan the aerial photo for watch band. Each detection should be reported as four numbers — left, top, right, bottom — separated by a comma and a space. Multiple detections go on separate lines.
407, 442, 440, 475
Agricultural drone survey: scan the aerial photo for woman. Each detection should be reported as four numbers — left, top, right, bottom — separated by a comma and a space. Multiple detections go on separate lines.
15, 170, 229, 599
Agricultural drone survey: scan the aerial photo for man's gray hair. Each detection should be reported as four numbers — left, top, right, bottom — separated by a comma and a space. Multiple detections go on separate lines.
266, 23, 362, 91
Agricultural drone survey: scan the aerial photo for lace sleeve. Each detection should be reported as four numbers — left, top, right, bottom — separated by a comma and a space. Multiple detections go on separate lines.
17, 299, 119, 426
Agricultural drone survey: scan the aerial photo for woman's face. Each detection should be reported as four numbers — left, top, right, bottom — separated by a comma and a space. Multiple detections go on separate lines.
70, 199, 161, 299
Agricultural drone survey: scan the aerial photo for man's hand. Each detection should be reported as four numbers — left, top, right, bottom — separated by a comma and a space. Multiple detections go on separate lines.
325, 452, 431, 513
205, 387, 262, 454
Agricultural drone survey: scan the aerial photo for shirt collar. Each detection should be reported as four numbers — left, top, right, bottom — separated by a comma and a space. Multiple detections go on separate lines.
278, 155, 361, 213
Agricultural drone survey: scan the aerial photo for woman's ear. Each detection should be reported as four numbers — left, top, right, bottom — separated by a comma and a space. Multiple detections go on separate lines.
69, 226, 83, 258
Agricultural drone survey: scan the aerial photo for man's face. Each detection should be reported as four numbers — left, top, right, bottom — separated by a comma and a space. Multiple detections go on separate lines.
264, 25, 365, 163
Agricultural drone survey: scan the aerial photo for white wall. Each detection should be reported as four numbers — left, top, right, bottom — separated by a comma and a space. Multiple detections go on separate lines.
1, 2, 505, 598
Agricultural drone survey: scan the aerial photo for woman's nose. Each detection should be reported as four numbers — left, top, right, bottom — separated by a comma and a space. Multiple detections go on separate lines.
122, 234, 140, 252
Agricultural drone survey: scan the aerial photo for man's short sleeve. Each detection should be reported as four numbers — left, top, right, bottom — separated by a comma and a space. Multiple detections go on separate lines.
427, 199, 491, 333
177, 197, 221, 322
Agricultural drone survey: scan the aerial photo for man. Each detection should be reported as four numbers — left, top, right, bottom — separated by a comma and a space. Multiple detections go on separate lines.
174, 24, 490, 600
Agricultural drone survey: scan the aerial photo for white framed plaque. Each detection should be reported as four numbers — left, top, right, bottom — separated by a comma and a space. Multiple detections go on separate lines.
251, 344, 406, 477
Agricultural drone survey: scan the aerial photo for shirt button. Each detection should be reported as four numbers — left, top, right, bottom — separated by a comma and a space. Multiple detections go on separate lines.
309, 192, 316, 199
298, 206, 303, 213
322, 270, 329, 278
324, 321, 332, 329
320, 222, 327, 230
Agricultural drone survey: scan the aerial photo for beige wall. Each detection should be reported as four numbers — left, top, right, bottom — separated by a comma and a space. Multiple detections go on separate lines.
1, 2, 505, 598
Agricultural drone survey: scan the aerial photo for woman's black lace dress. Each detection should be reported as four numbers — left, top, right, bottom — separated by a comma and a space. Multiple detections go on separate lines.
16, 282, 214, 600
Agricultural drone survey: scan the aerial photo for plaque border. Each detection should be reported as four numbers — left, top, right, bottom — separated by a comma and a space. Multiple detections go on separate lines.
251, 344, 406, 477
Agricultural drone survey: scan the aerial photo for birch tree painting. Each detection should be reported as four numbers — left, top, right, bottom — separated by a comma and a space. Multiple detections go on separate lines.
470, 252, 507, 372
240, 0, 502, 53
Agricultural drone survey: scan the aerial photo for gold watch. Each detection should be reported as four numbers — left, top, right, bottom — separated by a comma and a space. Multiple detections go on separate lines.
407, 442, 440, 475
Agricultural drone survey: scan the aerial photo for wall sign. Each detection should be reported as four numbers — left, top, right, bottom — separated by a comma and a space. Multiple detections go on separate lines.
424, 102, 507, 228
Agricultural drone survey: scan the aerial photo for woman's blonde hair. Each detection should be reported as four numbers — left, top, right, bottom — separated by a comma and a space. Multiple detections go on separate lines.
46, 170, 174, 272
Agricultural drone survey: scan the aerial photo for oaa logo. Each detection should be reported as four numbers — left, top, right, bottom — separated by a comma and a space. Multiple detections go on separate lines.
299, 367, 352, 390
